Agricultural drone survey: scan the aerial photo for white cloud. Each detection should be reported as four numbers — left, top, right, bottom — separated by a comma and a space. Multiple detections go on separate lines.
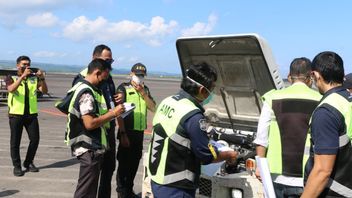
114, 56, 140, 64
0, 0, 98, 28
181, 13, 218, 37
0, 0, 87, 11
127, 56, 140, 63
62, 16, 178, 46
0, 1, 65, 13
26, 12, 59, 27
33, 50, 66, 58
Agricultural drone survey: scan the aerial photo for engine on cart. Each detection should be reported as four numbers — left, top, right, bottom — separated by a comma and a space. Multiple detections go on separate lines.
209, 127, 256, 174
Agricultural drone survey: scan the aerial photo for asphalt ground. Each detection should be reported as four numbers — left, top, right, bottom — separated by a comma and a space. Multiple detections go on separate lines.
0, 73, 180, 198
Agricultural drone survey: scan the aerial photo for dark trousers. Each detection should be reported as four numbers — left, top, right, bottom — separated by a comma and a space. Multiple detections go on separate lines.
151, 181, 196, 198
74, 150, 103, 198
116, 130, 144, 197
98, 126, 116, 198
9, 115, 40, 168
273, 182, 303, 198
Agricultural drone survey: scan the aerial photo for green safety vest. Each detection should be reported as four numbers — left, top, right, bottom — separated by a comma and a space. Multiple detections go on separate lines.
80, 68, 112, 77
80, 68, 88, 76
65, 81, 108, 151
77, 68, 110, 129
303, 92, 352, 197
147, 95, 201, 189
263, 83, 321, 177
8, 76, 38, 115
124, 85, 147, 131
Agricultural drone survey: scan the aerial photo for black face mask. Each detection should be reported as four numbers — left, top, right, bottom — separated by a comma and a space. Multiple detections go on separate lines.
97, 79, 107, 88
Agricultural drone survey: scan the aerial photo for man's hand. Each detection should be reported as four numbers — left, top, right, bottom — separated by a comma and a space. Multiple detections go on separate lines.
36, 69, 45, 78
131, 80, 146, 95
255, 145, 266, 182
113, 104, 125, 117
226, 150, 238, 165
255, 168, 262, 182
21, 67, 31, 78
114, 93, 124, 104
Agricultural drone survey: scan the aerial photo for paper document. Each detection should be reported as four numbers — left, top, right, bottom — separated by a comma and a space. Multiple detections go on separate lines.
255, 156, 276, 198
120, 102, 136, 118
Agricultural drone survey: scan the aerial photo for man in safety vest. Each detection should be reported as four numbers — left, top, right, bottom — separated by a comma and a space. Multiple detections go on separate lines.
147, 62, 238, 198
72, 44, 120, 198
67, 59, 125, 198
301, 51, 352, 197
6, 55, 48, 176
254, 57, 321, 197
115, 62, 156, 198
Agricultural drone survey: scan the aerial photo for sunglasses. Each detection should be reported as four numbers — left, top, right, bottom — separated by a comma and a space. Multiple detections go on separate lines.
105, 59, 114, 64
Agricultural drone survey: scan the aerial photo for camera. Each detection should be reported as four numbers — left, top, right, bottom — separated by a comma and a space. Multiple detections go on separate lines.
21, 67, 39, 77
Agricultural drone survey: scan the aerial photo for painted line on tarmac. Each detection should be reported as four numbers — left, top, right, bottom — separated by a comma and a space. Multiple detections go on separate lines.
40, 108, 66, 117
39, 107, 153, 134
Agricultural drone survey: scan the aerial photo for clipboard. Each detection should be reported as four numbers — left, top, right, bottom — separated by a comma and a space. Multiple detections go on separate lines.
255, 156, 276, 198
120, 102, 136, 118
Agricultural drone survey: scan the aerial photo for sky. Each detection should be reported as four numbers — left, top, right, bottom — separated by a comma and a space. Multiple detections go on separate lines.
0, 0, 351, 76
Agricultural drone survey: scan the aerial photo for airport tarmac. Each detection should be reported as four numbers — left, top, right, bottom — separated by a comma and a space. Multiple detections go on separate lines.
0, 73, 180, 198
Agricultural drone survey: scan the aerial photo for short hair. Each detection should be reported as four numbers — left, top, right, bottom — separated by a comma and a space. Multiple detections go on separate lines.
87, 58, 112, 74
181, 62, 217, 96
311, 51, 344, 84
343, 73, 352, 89
16, 56, 31, 64
92, 44, 111, 57
290, 57, 311, 77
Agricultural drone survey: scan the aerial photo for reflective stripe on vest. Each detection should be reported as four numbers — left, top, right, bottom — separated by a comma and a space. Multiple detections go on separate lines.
66, 82, 108, 149
147, 96, 200, 186
263, 83, 321, 176
125, 86, 147, 131
327, 179, 352, 197
304, 92, 352, 196
8, 76, 38, 115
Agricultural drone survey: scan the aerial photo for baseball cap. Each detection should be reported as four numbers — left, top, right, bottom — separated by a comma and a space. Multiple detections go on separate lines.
131, 62, 147, 75
343, 73, 352, 89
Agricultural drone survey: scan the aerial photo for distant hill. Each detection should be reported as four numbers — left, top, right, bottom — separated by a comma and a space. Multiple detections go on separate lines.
0, 60, 181, 78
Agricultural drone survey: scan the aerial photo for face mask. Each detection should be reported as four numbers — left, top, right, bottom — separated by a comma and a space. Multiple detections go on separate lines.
202, 92, 214, 106
132, 75, 144, 85
97, 79, 107, 88
186, 76, 214, 106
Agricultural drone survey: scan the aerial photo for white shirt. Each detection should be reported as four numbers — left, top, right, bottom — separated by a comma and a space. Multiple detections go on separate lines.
73, 92, 95, 157
253, 102, 271, 148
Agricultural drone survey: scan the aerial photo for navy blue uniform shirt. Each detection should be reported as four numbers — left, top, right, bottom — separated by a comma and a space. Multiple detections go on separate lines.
310, 86, 349, 155
179, 90, 218, 165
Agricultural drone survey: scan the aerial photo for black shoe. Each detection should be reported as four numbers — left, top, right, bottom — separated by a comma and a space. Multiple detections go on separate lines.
13, 167, 24, 176
117, 191, 125, 198
24, 163, 39, 172
127, 190, 139, 198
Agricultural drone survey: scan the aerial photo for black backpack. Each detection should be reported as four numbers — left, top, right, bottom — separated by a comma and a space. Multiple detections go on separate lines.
55, 81, 83, 114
